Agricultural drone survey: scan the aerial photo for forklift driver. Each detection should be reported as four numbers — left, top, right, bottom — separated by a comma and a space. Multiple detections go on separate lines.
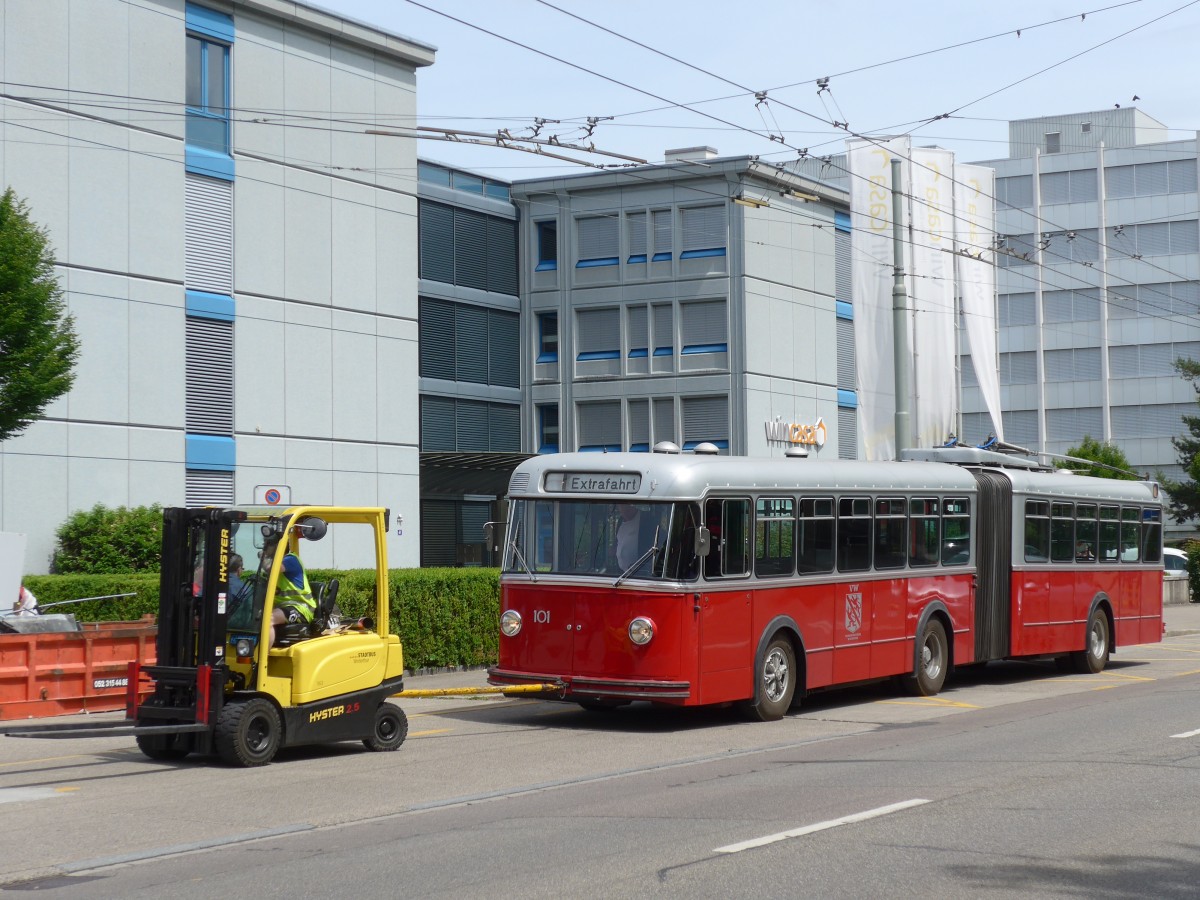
270, 552, 316, 646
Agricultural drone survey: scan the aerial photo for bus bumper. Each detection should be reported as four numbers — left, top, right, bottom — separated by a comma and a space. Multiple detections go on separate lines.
488, 667, 691, 700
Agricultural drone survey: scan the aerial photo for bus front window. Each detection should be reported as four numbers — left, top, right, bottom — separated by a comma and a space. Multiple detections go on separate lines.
503, 500, 698, 581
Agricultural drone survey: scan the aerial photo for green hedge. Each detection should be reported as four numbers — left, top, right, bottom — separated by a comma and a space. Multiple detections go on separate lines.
22, 568, 501, 670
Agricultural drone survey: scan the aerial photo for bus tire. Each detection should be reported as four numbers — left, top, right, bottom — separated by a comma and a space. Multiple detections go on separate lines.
215, 697, 281, 767
1071, 608, 1110, 674
739, 636, 796, 722
903, 618, 948, 697
363, 702, 408, 752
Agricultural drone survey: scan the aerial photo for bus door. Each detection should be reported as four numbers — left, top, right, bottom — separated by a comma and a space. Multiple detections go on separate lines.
834, 497, 873, 683
698, 498, 752, 702
1019, 500, 1052, 654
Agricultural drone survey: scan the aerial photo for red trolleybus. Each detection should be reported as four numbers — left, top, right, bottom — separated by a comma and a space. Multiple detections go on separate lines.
487, 445, 1164, 719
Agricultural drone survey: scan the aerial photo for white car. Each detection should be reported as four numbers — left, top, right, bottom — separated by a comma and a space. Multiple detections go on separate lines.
1164, 547, 1188, 576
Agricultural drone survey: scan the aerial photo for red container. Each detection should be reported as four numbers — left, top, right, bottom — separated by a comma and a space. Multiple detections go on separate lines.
0, 617, 157, 720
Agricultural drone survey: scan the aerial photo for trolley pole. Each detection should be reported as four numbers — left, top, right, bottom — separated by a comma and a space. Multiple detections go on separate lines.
891, 157, 914, 454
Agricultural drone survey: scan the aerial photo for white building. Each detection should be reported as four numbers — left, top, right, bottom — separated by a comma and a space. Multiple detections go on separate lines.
0, 0, 435, 571
962, 109, 1200, 501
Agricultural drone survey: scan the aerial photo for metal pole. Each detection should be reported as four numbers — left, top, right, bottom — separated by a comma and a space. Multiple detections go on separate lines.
891, 157, 914, 454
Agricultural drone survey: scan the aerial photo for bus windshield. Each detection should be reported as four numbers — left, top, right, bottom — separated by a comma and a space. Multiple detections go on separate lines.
504, 499, 700, 581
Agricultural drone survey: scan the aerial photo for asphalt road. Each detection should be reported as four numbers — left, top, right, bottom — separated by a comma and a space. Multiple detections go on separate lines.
2, 633, 1199, 898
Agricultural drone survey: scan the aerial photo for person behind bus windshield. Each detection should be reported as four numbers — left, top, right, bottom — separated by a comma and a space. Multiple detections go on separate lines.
270, 552, 316, 646
615, 503, 653, 571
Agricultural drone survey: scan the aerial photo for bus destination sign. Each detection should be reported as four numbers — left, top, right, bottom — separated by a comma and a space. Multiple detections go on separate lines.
545, 472, 642, 494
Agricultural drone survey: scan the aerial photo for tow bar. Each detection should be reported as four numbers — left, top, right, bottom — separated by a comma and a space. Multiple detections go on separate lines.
394, 682, 564, 699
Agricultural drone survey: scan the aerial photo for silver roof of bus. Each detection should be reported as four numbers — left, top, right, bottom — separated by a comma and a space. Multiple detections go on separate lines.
506, 452, 979, 501
508, 451, 1161, 506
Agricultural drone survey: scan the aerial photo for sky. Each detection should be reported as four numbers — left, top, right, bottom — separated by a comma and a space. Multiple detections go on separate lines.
316, 0, 1200, 183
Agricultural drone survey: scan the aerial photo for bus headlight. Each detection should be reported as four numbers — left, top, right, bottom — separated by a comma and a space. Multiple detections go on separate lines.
628, 617, 655, 645
500, 609, 523, 637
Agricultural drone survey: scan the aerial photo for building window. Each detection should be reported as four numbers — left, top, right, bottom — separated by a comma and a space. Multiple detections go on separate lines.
680, 205, 727, 259
627, 211, 647, 263
652, 209, 673, 261
539, 405, 559, 453
1045, 132, 1061, 154
576, 215, 619, 268
186, 32, 230, 156
537, 312, 558, 363
576, 308, 620, 361
536, 221, 558, 271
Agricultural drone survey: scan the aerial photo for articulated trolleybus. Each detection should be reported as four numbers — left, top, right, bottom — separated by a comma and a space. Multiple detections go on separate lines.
487, 445, 1164, 719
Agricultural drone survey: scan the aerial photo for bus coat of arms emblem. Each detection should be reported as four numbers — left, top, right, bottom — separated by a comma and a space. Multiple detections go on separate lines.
845, 590, 863, 634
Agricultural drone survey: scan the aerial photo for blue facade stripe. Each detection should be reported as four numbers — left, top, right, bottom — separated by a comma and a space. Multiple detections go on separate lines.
627, 254, 647, 264
576, 257, 619, 268
653, 347, 673, 357
835, 210, 851, 232
186, 3, 234, 42
682, 440, 729, 450
186, 290, 235, 321
535, 260, 557, 271
630, 443, 649, 452
186, 146, 235, 180
186, 434, 236, 471
837, 389, 858, 408
680, 247, 726, 259
579, 444, 622, 452
836, 300, 853, 320
536, 352, 558, 363
577, 350, 619, 361
681, 343, 728, 355
651, 252, 672, 262
628, 348, 648, 358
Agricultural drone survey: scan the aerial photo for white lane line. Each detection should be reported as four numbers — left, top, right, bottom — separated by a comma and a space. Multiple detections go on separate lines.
1170, 728, 1200, 738
714, 799, 931, 854
0, 788, 68, 805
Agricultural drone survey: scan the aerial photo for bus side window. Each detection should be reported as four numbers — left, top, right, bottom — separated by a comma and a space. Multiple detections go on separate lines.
704, 498, 750, 578
704, 500, 724, 578
838, 497, 871, 572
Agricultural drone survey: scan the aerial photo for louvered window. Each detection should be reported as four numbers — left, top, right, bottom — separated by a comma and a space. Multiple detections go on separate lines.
997, 175, 1033, 209
1173, 282, 1200, 315
682, 396, 729, 450
1003, 409, 1039, 446
419, 297, 455, 380
628, 399, 649, 451
1137, 162, 1168, 195
1168, 160, 1197, 193
652, 209, 672, 260
488, 403, 520, 451
576, 308, 619, 360
960, 355, 978, 388
420, 500, 457, 567
1046, 407, 1103, 443
488, 309, 520, 388
1105, 165, 1135, 198
999, 293, 1036, 326
653, 397, 674, 444
576, 215, 618, 267
455, 399, 489, 451
836, 318, 856, 390
835, 226, 852, 300
1044, 348, 1100, 382
486, 217, 518, 295
681, 299, 727, 354
1112, 403, 1193, 438
838, 406, 857, 459
186, 470, 233, 506
454, 208, 488, 291
185, 317, 233, 434
628, 305, 648, 358
1043, 288, 1100, 323
420, 395, 456, 450
454, 305, 488, 383
627, 212, 647, 263
577, 401, 621, 451
185, 174, 233, 293
419, 201, 455, 284
1170, 220, 1198, 255
653, 304, 674, 356
419, 199, 517, 294
1000, 351, 1037, 385
680, 205, 727, 258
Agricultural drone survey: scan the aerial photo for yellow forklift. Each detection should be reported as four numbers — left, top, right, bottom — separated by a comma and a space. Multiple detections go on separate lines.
6, 505, 407, 767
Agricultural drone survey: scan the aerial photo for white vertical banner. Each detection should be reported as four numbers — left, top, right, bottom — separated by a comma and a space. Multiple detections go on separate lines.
909, 148, 957, 448
847, 136, 911, 460
954, 163, 1004, 442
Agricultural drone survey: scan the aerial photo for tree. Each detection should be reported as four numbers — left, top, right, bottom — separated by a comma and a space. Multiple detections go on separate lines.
0, 187, 79, 442
51, 504, 164, 574
1055, 435, 1138, 480
1161, 358, 1200, 523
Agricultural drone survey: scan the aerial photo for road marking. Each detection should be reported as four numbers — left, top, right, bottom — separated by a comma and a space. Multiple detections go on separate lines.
1178, 668, 1200, 677
1170, 727, 1200, 738
1098, 671, 1154, 682
408, 728, 452, 738
55, 786, 80, 793
0, 787, 69, 805
877, 699, 979, 709
714, 799, 931, 854
0, 754, 92, 768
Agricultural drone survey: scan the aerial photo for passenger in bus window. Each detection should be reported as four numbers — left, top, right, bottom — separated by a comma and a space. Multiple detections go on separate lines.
615, 504, 644, 569
1076, 540, 1095, 561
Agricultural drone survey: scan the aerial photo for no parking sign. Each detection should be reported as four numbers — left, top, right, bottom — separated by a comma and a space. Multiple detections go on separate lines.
254, 485, 291, 506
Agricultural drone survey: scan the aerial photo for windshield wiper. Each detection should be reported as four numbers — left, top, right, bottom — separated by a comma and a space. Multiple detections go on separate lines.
508, 538, 538, 582
613, 526, 660, 587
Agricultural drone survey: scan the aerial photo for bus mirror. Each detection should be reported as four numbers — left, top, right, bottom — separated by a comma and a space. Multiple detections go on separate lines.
696, 526, 712, 557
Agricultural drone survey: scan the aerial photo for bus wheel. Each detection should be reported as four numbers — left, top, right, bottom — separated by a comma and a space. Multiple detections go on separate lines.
1071, 609, 1110, 674
740, 637, 796, 722
903, 619, 948, 697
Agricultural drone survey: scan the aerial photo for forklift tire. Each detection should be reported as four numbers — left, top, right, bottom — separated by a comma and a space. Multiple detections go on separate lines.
363, 702, 408, 752
135, 733, 190, 762
215, 698, 282, 767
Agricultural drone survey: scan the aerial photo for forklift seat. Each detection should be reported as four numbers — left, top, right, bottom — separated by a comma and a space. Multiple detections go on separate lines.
273, 579, 341, 647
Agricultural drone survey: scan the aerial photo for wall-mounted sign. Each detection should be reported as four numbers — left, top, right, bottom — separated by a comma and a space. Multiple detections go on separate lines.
254, 485, 291, 506
764, 416, 827, 448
